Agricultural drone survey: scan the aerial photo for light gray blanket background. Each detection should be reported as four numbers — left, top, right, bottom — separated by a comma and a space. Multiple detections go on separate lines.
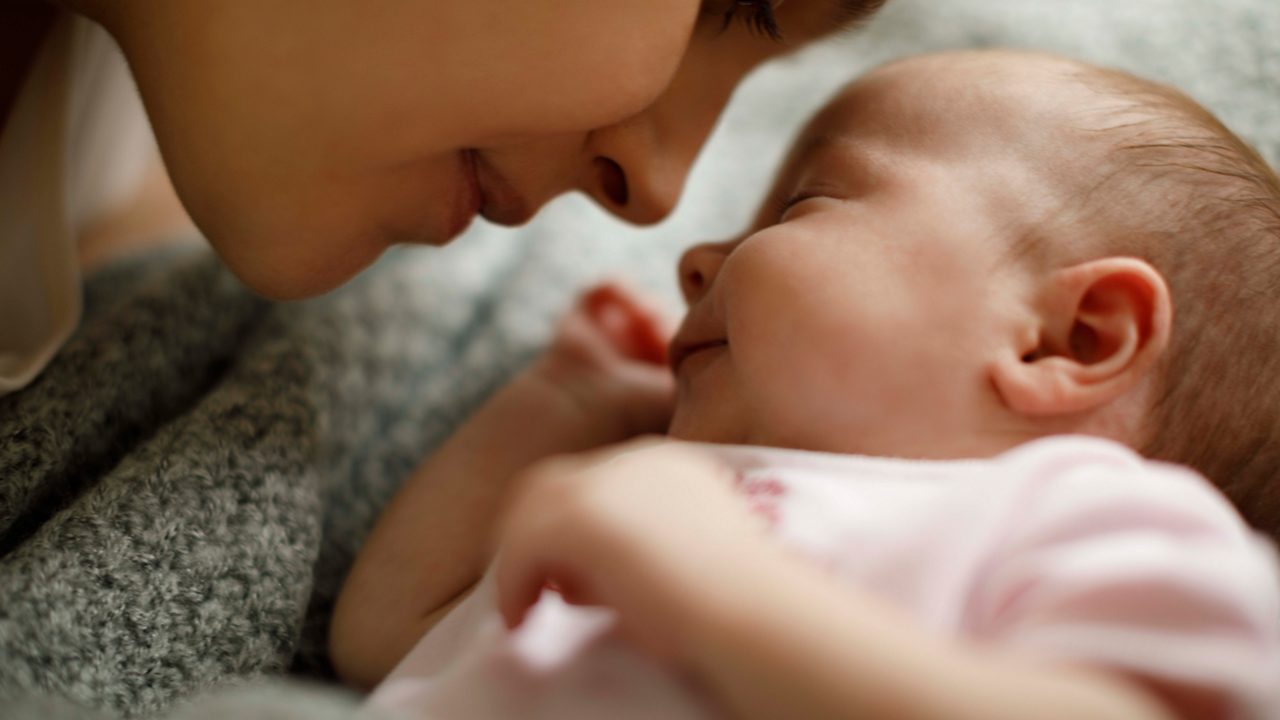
2, 1, 1277, 717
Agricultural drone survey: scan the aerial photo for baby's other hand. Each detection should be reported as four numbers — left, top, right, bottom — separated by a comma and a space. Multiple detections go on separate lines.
527, 282, 676, 444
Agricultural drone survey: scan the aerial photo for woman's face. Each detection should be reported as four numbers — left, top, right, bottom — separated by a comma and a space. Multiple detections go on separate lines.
102, 0, 882, 298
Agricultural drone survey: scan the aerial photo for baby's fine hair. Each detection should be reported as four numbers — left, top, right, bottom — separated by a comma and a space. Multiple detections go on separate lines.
1051, 65, 1280, 540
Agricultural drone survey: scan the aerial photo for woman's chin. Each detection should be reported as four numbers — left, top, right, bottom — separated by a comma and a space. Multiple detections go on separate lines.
217, 239, 386, 301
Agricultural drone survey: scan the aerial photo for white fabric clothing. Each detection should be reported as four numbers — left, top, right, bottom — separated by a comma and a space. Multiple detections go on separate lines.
0, 12, 154, 394
367, 436, 1280, 720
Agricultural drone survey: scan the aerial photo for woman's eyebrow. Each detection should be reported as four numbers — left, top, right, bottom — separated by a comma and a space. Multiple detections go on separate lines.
824, 0, 888, 33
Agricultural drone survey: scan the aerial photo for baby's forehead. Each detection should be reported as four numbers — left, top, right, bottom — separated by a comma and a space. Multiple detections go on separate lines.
815, 53, 1090, 150
779, 53, 1138, 202
756, 54, 1154, 254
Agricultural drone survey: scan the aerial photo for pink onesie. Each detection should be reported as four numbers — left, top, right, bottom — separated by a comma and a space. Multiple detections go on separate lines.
368, 436, 1280, 719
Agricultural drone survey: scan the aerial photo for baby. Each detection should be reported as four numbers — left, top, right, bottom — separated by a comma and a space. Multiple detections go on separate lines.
331, 50, 1280, 720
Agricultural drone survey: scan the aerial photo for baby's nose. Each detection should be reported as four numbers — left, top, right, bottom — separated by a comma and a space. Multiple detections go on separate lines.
677, 241, 731, 304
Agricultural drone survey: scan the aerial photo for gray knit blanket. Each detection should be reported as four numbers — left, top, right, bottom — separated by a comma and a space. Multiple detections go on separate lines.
3, 1, 1278, 717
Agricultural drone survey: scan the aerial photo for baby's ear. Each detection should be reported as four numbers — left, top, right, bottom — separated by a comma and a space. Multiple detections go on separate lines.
991, 257, 1171, 417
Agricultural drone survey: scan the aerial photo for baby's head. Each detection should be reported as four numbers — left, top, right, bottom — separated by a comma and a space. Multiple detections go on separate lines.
667, 50, 1280, 535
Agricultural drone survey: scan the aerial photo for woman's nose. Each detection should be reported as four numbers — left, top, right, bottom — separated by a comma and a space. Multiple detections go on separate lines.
678, 240, 733, 304
582, 41, 745, 225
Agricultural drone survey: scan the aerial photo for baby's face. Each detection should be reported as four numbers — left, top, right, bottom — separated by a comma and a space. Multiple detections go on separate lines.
668, 53, 1084, 457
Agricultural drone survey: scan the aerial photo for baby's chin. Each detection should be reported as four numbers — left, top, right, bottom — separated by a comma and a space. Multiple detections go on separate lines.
665, 418, 708, 444
665, 410, 748, 446
667, 410, 852, 454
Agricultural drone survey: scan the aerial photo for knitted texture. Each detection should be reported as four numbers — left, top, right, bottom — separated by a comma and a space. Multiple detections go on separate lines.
0, 242, 539, 717
1, 1, 1277, 717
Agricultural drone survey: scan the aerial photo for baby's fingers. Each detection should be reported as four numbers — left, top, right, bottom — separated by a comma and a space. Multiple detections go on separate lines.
494, 548, 597, 629
582, 282, 672, 366
492, 476, 582, 629
493, 547, 547, 630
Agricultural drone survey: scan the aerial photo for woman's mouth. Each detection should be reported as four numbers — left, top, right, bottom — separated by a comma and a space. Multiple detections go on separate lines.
450, 150, 532, 239
472, 152, 531, 226
449, 150, 485, 239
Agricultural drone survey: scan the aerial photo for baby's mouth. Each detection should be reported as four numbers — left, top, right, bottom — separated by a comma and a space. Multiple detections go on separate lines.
670, 339, 728, 375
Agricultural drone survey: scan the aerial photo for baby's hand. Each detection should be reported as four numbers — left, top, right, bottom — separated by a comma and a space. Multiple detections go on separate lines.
494, 439, 771, 662
524, 282, 676, 446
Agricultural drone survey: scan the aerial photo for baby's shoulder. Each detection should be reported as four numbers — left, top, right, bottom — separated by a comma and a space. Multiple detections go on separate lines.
978, 437, 1280, 591
996, 435, 1245, 530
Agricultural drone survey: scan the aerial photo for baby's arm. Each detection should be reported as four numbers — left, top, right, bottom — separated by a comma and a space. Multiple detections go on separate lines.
330, 283, 675, 691
495, 443, 1179, 720
673, 546, 1178, 720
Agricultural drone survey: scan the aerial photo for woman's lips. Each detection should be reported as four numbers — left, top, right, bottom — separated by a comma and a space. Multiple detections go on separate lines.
449, 150, 532, 239
449, 150, 484, 239
472, 152, 531, 226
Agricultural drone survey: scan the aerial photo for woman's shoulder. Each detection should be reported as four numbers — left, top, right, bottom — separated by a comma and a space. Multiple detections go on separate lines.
0, 12, 163, 397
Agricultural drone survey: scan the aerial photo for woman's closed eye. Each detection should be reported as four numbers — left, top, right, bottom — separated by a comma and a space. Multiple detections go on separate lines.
702, 0, 784, 41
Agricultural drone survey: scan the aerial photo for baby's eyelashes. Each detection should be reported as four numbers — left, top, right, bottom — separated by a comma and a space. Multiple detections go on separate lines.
773, 191, 834, 223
